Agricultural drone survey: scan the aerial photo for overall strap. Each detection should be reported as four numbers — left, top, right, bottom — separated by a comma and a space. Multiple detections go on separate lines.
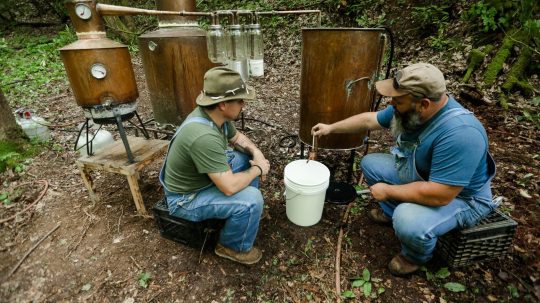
418, 108, 472, 143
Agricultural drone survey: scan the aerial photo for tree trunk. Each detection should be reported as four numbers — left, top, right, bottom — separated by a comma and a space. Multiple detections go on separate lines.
0, 88, 28, 143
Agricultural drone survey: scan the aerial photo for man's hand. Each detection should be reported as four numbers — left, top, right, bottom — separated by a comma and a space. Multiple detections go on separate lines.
370, 183, 390, 201
311, 123, 332, 137
250, 159, 270, 182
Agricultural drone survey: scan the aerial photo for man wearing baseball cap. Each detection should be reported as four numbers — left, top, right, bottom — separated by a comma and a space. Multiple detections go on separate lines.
312, 63, 496, 275
160, 67, 270, 265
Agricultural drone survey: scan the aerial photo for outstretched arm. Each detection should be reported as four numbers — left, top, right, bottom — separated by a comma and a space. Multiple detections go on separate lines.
311, 112, 383, 137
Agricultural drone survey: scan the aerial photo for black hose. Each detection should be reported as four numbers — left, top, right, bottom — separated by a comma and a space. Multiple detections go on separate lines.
238, 117, 298, 148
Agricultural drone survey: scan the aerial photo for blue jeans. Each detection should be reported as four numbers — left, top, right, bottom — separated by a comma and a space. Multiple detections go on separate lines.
360, 153, 496, 264
164, 150, 263, 252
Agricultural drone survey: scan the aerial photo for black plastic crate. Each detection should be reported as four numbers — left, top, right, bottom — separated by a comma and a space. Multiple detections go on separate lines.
437, 209, 517, 267
153, 198, 224, 251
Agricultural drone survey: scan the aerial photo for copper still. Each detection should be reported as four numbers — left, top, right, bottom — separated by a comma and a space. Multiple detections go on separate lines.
60, 0, 139, 109
139, 0, 216, 129
299, 28, 386, 150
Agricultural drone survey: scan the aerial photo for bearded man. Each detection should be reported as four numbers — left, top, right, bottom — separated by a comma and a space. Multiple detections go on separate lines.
311, 63, 496, 276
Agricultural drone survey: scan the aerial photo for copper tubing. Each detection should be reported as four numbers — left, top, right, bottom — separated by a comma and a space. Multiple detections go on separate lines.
96, 3, 211, 17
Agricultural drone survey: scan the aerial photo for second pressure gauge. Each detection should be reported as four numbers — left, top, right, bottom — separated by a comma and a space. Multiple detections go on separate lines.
75, 3, 92, 20
90, 63, 107, 79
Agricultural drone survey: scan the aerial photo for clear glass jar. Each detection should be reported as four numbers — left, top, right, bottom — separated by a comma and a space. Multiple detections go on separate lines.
247, 23, 264, 77
227, 24, 246, 61
206, 24, 227, 64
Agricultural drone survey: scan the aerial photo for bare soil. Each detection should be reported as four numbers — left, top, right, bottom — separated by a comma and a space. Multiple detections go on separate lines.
1, 23, 539, 303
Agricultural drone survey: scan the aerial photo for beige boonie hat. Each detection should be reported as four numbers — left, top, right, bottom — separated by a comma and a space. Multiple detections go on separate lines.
375, 63, 446, 100
196, 67, 256, 106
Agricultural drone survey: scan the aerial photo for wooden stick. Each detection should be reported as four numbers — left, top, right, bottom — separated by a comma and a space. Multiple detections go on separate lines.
0, 180, 49, 224
6, 223, 60, 278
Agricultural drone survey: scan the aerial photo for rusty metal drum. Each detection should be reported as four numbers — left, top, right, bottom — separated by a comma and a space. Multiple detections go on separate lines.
60, 38, 139, 107
139, 27, 216, 128
299, 28, 386, 150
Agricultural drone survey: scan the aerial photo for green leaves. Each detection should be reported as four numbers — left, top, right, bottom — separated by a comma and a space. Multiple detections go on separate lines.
0, 26, 76, 105
345, 268, 384, 299
435, 267, 451, 279
138, 272, 151, 288
444, 282, 466, 292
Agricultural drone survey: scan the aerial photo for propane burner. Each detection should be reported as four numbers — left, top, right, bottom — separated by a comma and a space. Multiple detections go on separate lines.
75, 101, 149, 163
83, 101, 139, 124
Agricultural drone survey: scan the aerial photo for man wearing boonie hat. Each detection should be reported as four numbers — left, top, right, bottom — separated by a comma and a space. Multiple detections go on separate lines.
312, 63, 496, 276
160, 67, 270, 265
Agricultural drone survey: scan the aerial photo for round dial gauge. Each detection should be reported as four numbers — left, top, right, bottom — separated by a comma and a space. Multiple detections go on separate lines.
90, 63, 107, 79
75, 3, 92, 20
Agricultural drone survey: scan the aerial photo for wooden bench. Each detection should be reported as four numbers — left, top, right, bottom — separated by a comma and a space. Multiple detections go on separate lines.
76, 136, 169, 216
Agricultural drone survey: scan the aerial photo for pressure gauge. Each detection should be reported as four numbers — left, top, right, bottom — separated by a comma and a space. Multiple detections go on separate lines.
75, 3, 92, 20
90, 63, 107, 79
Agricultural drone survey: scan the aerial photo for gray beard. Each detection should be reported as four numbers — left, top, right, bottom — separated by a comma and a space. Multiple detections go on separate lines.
390, 110, 423, 137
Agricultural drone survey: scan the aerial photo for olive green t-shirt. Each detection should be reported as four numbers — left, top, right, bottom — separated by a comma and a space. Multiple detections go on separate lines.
163, 107, 237, 193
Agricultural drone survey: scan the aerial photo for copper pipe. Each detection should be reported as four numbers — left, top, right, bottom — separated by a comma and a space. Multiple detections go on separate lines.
96, 4, 211, 17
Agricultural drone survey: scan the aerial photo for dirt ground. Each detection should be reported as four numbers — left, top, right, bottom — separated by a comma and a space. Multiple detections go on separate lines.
1, 24, 539, 303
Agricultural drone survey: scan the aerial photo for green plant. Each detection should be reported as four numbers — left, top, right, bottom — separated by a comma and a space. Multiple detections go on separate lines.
0, 192, 11, 205
0, 26, 76, 106
138, 272, 151, 288
411, 4, 450, 31
444, 282, 466, 292
507, 284, 520, 298
344, 268, 385, 299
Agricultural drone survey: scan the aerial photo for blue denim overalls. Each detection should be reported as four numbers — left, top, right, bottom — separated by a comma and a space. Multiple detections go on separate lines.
362, 107, 497, 263
158, 116, 263, 252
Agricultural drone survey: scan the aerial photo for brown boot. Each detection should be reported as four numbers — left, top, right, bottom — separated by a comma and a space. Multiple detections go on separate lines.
368, 208, 392, 225
215, 243, 262, 265
388, 254, 421, 276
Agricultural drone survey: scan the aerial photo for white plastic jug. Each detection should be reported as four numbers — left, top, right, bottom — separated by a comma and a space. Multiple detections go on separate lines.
16, 113, 51, 141
284, 160, 330, 226
76, 128, 115, 156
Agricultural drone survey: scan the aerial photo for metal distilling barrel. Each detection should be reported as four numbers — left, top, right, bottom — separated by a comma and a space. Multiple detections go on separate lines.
60, 0, 138, 108
299, 28, 386, 150
139, 0, 216, 129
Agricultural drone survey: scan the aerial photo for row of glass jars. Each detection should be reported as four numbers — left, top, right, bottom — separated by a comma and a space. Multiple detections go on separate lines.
206, 23, 264, 77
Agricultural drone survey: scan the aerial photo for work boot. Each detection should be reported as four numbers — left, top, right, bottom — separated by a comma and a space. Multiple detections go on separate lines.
215, 243, 262, 265
388, 254, 421, 276
368, 208, 392, 225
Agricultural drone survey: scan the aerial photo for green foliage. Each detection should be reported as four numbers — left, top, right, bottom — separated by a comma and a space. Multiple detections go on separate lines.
467, 0, 539, 32
346, 268, 385, 299
411, 4, 450, 31
0, 26, 76, 105
138, 272, 151, 288
444, 282, 466, 292
507, 284, 520, 298
0, 140, 21, 173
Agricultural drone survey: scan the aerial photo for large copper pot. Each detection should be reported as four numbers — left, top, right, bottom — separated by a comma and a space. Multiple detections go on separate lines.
139, 0, 216, 128
60, 39, 138, 107
299, 28, 386, 150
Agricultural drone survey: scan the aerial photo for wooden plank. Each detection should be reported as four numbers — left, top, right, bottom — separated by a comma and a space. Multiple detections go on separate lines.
77, 137, 169, 174
75, 136, 169, 215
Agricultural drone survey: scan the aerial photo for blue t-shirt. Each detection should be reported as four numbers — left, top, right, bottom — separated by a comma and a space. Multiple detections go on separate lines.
376, 96, 491, 197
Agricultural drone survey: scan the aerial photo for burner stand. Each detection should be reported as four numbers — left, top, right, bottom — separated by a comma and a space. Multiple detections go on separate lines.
75, 103, 150, 163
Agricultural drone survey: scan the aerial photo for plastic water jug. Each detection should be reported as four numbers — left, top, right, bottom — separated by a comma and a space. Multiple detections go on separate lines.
16, 111, 51, 141
76, 128, 115, 156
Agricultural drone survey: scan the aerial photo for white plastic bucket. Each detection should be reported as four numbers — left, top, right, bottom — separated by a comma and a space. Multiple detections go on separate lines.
284, 160, 330, 226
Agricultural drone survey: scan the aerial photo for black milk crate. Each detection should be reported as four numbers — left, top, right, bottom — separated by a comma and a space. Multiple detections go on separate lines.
437, 209, 517, 267
153, 198, 224, 251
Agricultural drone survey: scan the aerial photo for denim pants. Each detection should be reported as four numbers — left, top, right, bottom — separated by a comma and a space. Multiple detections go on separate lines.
164, 150, 263, 252
360, 153, 496, 264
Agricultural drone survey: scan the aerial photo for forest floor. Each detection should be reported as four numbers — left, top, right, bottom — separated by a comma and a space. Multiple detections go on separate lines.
1, 21, 539, 303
